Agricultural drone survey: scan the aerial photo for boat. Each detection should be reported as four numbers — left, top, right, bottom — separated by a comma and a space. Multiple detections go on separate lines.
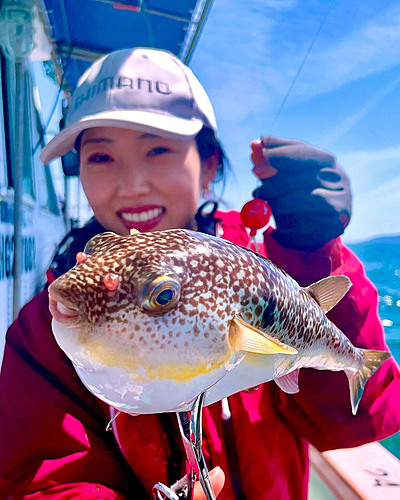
0, 0, 67, 355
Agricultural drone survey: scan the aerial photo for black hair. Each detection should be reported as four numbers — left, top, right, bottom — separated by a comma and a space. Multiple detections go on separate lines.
194, 127, 231, 194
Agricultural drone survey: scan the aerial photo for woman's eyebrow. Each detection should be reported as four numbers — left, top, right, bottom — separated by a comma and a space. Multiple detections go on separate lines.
138, 133, 165, 140
81, 137, 114, 147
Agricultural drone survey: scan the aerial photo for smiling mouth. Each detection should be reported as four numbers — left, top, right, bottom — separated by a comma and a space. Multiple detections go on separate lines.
120, 207, 163, 223
119, 207, 165, 231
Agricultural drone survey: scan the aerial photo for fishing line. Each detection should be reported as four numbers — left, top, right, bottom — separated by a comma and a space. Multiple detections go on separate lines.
246, 1, 336, 237
269, 0, 336, 132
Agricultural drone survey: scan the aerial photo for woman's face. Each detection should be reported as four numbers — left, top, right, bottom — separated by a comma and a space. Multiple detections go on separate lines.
79, 127, 217, 234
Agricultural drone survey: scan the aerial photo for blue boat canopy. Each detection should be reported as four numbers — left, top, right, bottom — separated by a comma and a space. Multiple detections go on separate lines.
38, 0, 213, 91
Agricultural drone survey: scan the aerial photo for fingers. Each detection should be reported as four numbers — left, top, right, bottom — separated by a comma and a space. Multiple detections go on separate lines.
250, 140, 278, 180
250, 137, 307, 179
250, 140, 267, 165
251, 137, 336, 178
261, 136, 305, 149
193, 466, 225, 499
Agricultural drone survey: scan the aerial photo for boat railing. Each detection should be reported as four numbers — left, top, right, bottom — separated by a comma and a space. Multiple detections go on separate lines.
309, 441, 400, 499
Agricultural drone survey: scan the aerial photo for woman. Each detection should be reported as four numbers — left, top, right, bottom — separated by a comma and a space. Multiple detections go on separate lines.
0, 47, 399, 500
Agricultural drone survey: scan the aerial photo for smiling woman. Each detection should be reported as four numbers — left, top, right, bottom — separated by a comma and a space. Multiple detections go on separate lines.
77, 127, 217, 234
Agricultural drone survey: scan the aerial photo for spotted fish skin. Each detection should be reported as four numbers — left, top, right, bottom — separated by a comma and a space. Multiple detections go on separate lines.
48, 229, 390, 415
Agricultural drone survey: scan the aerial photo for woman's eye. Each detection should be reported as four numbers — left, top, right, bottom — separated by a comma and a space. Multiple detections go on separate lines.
87, 154, 113, 163
148, 147, 171, 157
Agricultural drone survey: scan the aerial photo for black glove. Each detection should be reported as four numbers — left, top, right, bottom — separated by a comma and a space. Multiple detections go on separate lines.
252, 137, 352, 251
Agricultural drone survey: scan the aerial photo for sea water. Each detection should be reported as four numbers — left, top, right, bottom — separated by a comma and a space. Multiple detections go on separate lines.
349, 236, 400, 459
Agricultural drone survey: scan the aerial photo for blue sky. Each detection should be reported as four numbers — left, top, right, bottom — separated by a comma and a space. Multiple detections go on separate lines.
35, 0, 400, 243
189, 0, 400, 243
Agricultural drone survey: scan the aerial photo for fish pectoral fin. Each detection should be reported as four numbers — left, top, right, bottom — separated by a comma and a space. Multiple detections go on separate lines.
275, 369, 300, 394
229, 315, 297, 355
305, 275, 352, 314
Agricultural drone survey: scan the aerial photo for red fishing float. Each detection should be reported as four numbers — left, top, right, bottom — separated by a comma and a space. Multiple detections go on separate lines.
240, 198, 272, 251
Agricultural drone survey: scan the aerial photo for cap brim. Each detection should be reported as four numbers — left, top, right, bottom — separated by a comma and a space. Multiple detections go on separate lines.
39, 110, 204, 164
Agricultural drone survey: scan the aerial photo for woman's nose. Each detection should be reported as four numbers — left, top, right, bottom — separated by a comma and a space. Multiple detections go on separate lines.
117, 163, 151, 197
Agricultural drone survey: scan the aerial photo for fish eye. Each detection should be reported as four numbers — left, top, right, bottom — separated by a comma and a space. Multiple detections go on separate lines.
142, 276, 180, 313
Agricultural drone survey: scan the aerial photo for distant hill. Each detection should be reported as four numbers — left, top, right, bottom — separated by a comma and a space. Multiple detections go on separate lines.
349, 234, 400, 248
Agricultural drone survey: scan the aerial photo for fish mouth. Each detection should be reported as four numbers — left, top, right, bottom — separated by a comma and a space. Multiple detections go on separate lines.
48, 286, 80, 325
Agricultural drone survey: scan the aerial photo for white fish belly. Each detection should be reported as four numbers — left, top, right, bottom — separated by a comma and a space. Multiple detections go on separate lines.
52, 319, 243, 414
204, 352, 291, 405
72, 361, 231, 414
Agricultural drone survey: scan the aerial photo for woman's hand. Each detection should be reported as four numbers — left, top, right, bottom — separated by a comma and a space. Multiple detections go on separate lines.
250, 137, 352, 251
193, 466, 225, 499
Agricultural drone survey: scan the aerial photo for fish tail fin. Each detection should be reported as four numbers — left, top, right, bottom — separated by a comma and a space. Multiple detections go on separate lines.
345, 349, 391, 415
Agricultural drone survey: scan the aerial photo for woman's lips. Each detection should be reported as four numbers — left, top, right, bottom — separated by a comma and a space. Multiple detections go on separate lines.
118, 206, 165, 232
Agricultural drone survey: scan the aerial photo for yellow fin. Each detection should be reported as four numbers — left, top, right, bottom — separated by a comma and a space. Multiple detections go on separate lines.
305, 275, 352, 314
229, 315, 297, 355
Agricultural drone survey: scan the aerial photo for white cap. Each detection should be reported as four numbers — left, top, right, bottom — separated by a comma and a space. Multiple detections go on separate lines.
40, 48, 217, 164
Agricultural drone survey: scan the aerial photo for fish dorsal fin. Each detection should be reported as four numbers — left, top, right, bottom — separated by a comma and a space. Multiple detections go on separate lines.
275, 369, 300, 394
229, 315, 297, 355
305, 275, 352, 314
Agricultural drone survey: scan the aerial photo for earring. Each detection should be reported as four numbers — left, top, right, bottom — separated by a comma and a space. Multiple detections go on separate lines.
201, 185, 212, 199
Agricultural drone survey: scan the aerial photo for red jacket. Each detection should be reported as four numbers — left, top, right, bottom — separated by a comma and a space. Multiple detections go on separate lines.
1, 210, 399, 500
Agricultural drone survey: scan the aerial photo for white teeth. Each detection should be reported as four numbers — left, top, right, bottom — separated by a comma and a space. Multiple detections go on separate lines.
121, 208, 162, 223
57, 302, 78, 317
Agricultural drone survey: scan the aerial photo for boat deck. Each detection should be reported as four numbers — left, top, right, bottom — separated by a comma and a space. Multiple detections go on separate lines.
309, 442, 400, 499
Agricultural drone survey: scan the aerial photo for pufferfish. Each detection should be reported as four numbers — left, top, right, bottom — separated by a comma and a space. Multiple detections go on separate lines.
48, 229, 390, 415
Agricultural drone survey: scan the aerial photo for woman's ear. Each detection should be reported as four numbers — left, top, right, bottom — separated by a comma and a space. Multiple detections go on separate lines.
200, 150, 219, 189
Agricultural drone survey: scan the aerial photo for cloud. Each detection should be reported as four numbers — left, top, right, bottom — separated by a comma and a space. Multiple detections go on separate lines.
290, 3, 400, 97
322, 73, 400, 146
191, 0, 400, 242
337, 144, 400, 242
261, 0, 295, 9
193, 1, 400, 126
338, 144, 400, 194
343, 173, 400, 243
339, 145, 400, 164
191, 0, 295, 122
